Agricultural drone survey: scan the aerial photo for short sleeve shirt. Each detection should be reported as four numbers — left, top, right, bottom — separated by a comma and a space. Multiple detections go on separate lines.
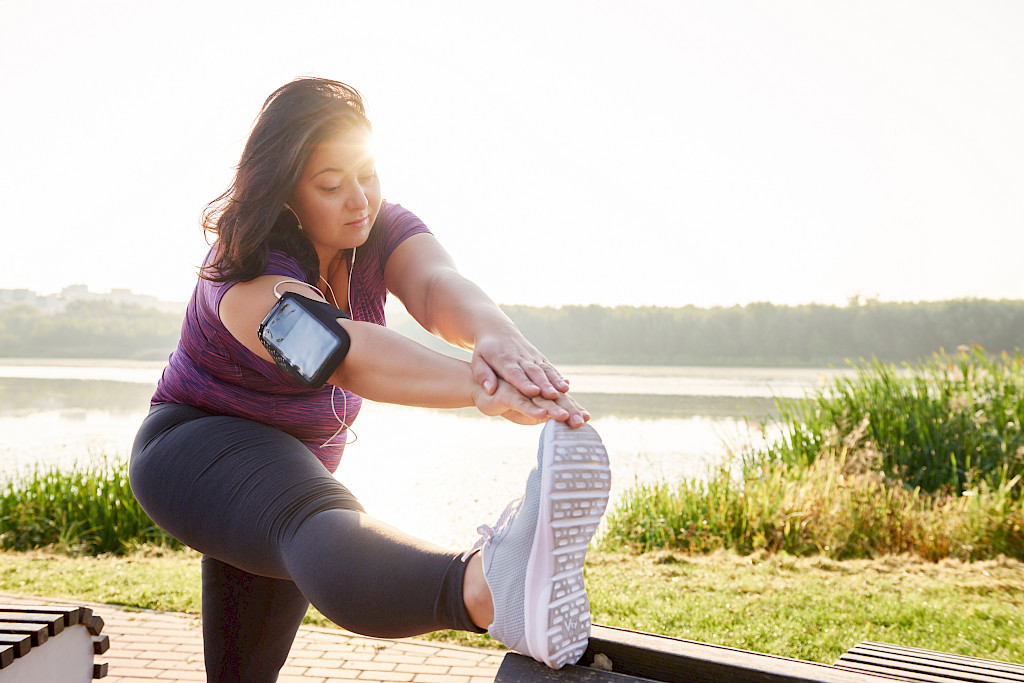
152, 201, 430, 472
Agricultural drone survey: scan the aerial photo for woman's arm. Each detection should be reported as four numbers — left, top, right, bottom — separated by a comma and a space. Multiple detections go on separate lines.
384, 233, 586, 424
219, 276, 570, 424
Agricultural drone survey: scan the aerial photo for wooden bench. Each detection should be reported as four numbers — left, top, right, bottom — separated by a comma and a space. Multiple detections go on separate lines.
0, 605, 108, 682
494, 625, 1023, 683
836, 641, 1024, 682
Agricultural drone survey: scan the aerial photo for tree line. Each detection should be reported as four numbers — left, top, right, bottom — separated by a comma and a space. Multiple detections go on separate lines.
0, 301, 183, 360
500, 299, 1024, 366
2, 298, 1023, 366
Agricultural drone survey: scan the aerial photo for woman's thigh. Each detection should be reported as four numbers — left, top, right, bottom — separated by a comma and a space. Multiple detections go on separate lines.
130, 403, 364, 578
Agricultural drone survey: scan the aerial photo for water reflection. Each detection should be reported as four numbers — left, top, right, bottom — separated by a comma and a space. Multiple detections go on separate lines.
573, 392, 778, 421
0, 362, 830, 547
0, 377, 782, 423
0, 377, 155, 416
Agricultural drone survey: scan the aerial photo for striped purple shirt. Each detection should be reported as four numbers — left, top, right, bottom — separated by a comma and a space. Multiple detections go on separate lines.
152, 201, 431, 472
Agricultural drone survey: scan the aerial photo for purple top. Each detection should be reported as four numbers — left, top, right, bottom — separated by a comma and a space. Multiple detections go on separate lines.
152, 201, 431, 472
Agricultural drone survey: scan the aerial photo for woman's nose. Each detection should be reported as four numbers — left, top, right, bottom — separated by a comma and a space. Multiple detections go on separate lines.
345, 180, 369, 210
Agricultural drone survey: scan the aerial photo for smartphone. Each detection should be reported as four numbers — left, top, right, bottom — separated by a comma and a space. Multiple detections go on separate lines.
258, 292, 350, 388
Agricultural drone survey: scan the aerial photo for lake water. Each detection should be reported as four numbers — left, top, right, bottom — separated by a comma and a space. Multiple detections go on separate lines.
0, 360, 852, 549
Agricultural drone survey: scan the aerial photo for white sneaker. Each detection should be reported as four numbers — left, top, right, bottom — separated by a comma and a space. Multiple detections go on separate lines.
470, 420, 611, 669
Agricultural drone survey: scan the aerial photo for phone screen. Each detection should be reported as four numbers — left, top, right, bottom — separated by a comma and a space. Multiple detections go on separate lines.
260, 298, 343, 383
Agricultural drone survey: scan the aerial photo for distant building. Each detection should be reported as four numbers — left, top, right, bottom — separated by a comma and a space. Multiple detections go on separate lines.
0, 285, 185, 314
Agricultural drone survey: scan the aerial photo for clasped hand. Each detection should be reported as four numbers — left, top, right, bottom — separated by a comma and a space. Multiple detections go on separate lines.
469, 331, 589, 427
472, 378, 589, 426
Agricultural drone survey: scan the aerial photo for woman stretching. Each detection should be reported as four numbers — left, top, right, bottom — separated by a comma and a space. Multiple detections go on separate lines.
129, 77, 611, 682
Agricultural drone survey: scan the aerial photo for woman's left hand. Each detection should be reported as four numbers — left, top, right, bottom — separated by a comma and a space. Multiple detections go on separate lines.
471, 329, 590, 427
473, 377, 590, 427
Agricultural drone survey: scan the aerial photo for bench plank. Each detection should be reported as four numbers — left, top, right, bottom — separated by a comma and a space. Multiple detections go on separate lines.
837, 642, 1024, 683
0, 604, 85, 627
0, 611, 63, 636
582, 625, 897, 683
496, 653, 658, 682
0, 604, 108, 678
0, 632, 32, 662
836, 660, 1005, 683
0, 620, 49, 646
845, 643, 1024, 677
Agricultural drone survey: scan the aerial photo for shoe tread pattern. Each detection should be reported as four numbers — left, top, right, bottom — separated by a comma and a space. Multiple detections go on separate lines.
543, 426, 610, 668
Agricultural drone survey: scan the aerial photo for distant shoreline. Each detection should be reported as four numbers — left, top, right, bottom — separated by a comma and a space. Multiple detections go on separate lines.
0, 357, 168, 368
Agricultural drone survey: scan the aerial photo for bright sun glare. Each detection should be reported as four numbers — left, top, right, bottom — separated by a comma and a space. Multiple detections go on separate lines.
0, 1, 1021, 308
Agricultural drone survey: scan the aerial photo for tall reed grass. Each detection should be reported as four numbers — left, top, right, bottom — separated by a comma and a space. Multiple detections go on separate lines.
764, 347, 1024, 495
602, 348, 1024, 560
0, 457, 180, 555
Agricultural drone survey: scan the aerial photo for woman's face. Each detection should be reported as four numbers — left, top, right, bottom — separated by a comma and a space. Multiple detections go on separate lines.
289, 125, 381, 266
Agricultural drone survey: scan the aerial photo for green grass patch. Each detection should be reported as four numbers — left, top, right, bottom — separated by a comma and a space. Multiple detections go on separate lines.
0, 457, 181, 555
586, 550, 1023, 664
765, 347, 1024, 495
1, 548, 1021, 664
602, 348, 1024, 560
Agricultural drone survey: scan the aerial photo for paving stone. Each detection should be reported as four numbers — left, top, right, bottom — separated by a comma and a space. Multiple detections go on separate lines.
412, 676, 472, 683
0, 591, 501, 682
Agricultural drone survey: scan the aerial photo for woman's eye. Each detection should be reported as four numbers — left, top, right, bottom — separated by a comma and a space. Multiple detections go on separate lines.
322, 186, 340, 193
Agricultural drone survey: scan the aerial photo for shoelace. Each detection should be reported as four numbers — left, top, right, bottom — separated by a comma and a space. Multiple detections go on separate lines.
463, 496, 523, 560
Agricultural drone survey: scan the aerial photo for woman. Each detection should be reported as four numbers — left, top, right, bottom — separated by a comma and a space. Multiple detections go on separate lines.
130, 77, 611, 682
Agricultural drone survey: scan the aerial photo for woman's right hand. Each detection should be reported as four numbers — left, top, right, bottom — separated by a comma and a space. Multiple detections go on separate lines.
472, 379, 589, 426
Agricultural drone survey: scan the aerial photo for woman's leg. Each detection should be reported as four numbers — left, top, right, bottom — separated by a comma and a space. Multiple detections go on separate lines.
277, 507, 478, 636
130, 404, 479, 642
200, 556, 309, 683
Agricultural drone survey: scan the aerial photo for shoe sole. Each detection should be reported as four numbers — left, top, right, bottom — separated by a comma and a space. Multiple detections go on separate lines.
524, 421, 611, 669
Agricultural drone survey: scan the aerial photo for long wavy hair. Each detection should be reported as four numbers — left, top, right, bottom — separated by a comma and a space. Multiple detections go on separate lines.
201, 78, 372, 284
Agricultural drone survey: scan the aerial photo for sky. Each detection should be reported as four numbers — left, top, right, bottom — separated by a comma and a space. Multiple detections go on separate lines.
1, 0, 1022, 309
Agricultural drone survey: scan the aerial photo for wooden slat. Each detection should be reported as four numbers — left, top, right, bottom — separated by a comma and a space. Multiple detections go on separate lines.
0, 632, 32, 661
0, 604, 84, 627
0, 605, 109, 678
0, 641, 15, 669
582, 625, 899, 683
496, 652, 659, 682
837, 660, 1023, 683
848, 643, 1024, 678
0, 620, 49, 646
838, 656, 1011, 683
837, 643, 1024, 683
0, 611, 63, 636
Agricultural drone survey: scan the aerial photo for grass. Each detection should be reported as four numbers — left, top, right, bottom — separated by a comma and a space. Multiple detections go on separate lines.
602, 453, 1023, 559
0, 547, 1021, 665
0, 456, 180, 555
601, 348, 1024, 560
585, 550, 1023, 665
764, 347, 1024, 495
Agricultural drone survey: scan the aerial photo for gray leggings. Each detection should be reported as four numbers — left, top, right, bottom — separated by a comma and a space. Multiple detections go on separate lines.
130, 403, 479, 682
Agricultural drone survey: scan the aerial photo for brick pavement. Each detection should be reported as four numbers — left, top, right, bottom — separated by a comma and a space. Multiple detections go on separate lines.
0, 592, 502, 682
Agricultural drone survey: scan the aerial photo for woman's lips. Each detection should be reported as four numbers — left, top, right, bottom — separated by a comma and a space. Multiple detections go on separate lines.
346, 216, 369, 228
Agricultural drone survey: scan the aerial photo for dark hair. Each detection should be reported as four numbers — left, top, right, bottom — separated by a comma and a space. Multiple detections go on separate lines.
201, 77, 372, 284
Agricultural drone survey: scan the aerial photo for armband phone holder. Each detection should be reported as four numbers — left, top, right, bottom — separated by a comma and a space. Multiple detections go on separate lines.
258, 292, 351, 389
